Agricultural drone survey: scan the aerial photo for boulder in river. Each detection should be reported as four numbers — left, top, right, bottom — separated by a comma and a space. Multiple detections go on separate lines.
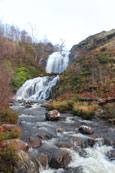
78, 125, 94, 135
46, 110, 60, 121
106, 149, 115, 161
37, 146, 71, 169
28, 137, 42, 148
49, 150, 71, 169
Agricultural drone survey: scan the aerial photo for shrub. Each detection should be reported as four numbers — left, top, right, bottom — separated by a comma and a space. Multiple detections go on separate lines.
0, 128, 22, 142
0, 108, 18, 124
0, 144, 18, 173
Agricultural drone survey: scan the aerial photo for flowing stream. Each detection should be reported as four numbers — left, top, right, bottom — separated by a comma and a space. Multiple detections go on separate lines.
11, 101, 115, 173
12, 51, 115, 173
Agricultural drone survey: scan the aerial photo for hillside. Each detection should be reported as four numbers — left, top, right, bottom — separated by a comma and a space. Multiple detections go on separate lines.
57, 29, 115, 99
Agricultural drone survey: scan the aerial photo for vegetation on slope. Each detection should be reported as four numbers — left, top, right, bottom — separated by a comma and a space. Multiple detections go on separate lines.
45, 30, 115, 123
57, 30, 115, 99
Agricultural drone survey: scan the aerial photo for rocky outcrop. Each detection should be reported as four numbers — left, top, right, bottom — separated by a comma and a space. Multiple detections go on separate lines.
14, 150, 39, 173
70, 29, 115, 60
46, 110, 60, 121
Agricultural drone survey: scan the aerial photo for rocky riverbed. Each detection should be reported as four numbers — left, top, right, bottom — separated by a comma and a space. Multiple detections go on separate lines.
11, 100, 115, 173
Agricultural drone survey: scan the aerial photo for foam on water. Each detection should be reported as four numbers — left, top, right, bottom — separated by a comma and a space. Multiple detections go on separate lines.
46, 51, 69, 74
68, 145, 115, 173
15, 75, 59, 100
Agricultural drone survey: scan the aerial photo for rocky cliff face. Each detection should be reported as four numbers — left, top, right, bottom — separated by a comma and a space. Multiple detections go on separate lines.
70, 29, 115, 60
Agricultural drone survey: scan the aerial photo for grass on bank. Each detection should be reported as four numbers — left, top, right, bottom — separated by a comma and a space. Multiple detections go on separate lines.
45, 100, 99, 120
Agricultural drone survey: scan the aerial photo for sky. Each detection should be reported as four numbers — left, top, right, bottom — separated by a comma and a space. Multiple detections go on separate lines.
0, 0, 115, 49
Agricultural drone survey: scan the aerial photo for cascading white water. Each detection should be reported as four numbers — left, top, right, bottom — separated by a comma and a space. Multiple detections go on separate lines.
46, 51, 69, 74
15, 75, 59, 100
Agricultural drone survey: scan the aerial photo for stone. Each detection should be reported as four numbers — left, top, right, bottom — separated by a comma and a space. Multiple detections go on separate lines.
75, 138, 95, 148
106, 149, 115, 161
37, 153, 48, 168
46, 110, 60, 121
64, 166, 83, 173
103, 137, 114, 146
28, 137, 42, 148
14, 150, 39, 173
49, 150, 71, 169
78, 125, 94, 135
1, 139, 28, 152
37, 146, 71, 169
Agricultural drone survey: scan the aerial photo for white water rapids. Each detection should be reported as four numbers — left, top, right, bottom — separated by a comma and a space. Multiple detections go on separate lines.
15, 75, 59, 100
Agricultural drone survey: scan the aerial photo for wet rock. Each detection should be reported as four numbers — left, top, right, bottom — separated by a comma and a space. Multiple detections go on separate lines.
75, 137, 95, 148
78, 125, 94, 135
1, 139, 28, 151
106, 149, 115, 161
103, 137, 114, 146
64, 166, 83, 173
28, 137, 42, 148
46, 110, 60, 121
14, 150, 39, 173
49, 150, 71, 169
37, 128, 57, 139
37, 146, 71, 169
37, 153, 48, 168
79, 150, 88, 158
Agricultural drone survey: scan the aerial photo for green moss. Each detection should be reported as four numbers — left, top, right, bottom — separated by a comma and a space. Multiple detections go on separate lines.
11, 67, 32, 90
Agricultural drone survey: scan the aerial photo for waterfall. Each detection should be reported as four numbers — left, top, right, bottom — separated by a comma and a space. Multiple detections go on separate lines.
15, 51, 69, 101
46, 51, 69, 74
15, 75, 59, 100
